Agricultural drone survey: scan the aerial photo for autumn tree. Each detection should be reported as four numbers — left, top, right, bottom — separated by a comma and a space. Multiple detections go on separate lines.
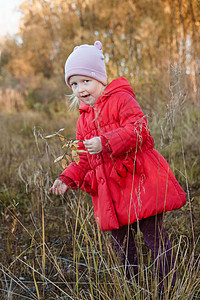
1, 0, 199, 109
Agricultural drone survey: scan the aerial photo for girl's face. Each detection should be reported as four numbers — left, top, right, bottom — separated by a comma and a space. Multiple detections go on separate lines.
69, 75, 105, 106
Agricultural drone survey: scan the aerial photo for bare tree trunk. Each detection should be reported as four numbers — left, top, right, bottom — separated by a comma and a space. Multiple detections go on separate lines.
189, 0, 200, 104
170, 0, 180, 57
177, 0, 186, 66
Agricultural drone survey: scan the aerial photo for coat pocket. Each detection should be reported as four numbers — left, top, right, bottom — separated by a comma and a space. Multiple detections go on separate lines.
128, 154, 145, 176
110, 155, 145, 185
112, 155, 137, 176
81, 170, 98, 196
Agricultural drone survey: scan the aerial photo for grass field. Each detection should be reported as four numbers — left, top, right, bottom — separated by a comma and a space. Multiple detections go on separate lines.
0, 93, 199, 299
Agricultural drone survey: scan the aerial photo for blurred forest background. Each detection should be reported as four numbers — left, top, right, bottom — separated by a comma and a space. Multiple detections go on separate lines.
0, 0, 199, 299
0, 0, 199, 111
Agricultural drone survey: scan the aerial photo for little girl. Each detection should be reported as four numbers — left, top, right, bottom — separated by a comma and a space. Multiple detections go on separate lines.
50, 41, 186, 288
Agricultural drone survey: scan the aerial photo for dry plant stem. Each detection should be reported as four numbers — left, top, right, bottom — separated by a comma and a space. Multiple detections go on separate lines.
32, 261, 40, 299
180, 132, 195, 244
0, 289, 34, 300
16, 258, 75, 299
41, 187, 46, 278
74, 193, 82, 297
0, 200, 77, 298
1, 264, 38, 299
0, 199, 39, 252
97, 226, 108, 295
85, 223, 94, 298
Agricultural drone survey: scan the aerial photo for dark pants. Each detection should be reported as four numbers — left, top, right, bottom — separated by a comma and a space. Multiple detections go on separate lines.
111, 214, 177, 287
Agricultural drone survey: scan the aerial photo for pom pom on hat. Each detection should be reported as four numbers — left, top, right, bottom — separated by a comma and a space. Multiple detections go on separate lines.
65, 41, 107, 87
94, 41, 102, 50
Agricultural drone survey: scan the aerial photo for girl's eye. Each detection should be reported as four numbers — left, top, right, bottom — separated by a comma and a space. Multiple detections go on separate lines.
84, 80, 89, 83
71, 82, 77, 87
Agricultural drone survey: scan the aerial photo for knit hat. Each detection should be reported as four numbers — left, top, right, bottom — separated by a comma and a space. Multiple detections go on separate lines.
65, 41, 107, 87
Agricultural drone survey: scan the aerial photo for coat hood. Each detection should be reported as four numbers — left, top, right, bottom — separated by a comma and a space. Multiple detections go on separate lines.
79, 77, 136, 113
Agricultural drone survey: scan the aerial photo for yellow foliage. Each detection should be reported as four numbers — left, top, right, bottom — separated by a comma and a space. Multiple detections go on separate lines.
1, 0, 199, 107
45, 130, 87, 167
7, 58, 34, 77
0, 88, 25, 112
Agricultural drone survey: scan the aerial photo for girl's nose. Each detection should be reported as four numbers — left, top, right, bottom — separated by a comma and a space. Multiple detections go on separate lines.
78, 83, 85, 93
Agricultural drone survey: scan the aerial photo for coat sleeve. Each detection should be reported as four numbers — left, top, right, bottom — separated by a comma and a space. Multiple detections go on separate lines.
101, 92, 149, 157
59, 121, 91, 189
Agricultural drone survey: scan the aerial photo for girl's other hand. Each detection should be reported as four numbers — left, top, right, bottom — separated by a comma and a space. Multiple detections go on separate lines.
49, 179, 68, 195
83, 137, 102, 155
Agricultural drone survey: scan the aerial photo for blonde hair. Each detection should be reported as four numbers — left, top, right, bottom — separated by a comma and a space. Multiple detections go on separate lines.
67, 94, 80, 110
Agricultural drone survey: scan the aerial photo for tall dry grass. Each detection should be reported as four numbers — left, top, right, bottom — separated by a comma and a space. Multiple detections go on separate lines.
0, 67, 199, 299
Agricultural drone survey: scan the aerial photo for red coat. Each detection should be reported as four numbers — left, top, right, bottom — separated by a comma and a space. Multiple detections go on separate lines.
59, 77, 186, 231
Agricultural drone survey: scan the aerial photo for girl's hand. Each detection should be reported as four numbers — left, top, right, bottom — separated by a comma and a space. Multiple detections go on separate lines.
83, 137, 102, 155
49, 179, 68, 195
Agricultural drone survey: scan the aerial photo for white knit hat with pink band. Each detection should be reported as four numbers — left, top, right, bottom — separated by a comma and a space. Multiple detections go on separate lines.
65, 41, 107, 87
